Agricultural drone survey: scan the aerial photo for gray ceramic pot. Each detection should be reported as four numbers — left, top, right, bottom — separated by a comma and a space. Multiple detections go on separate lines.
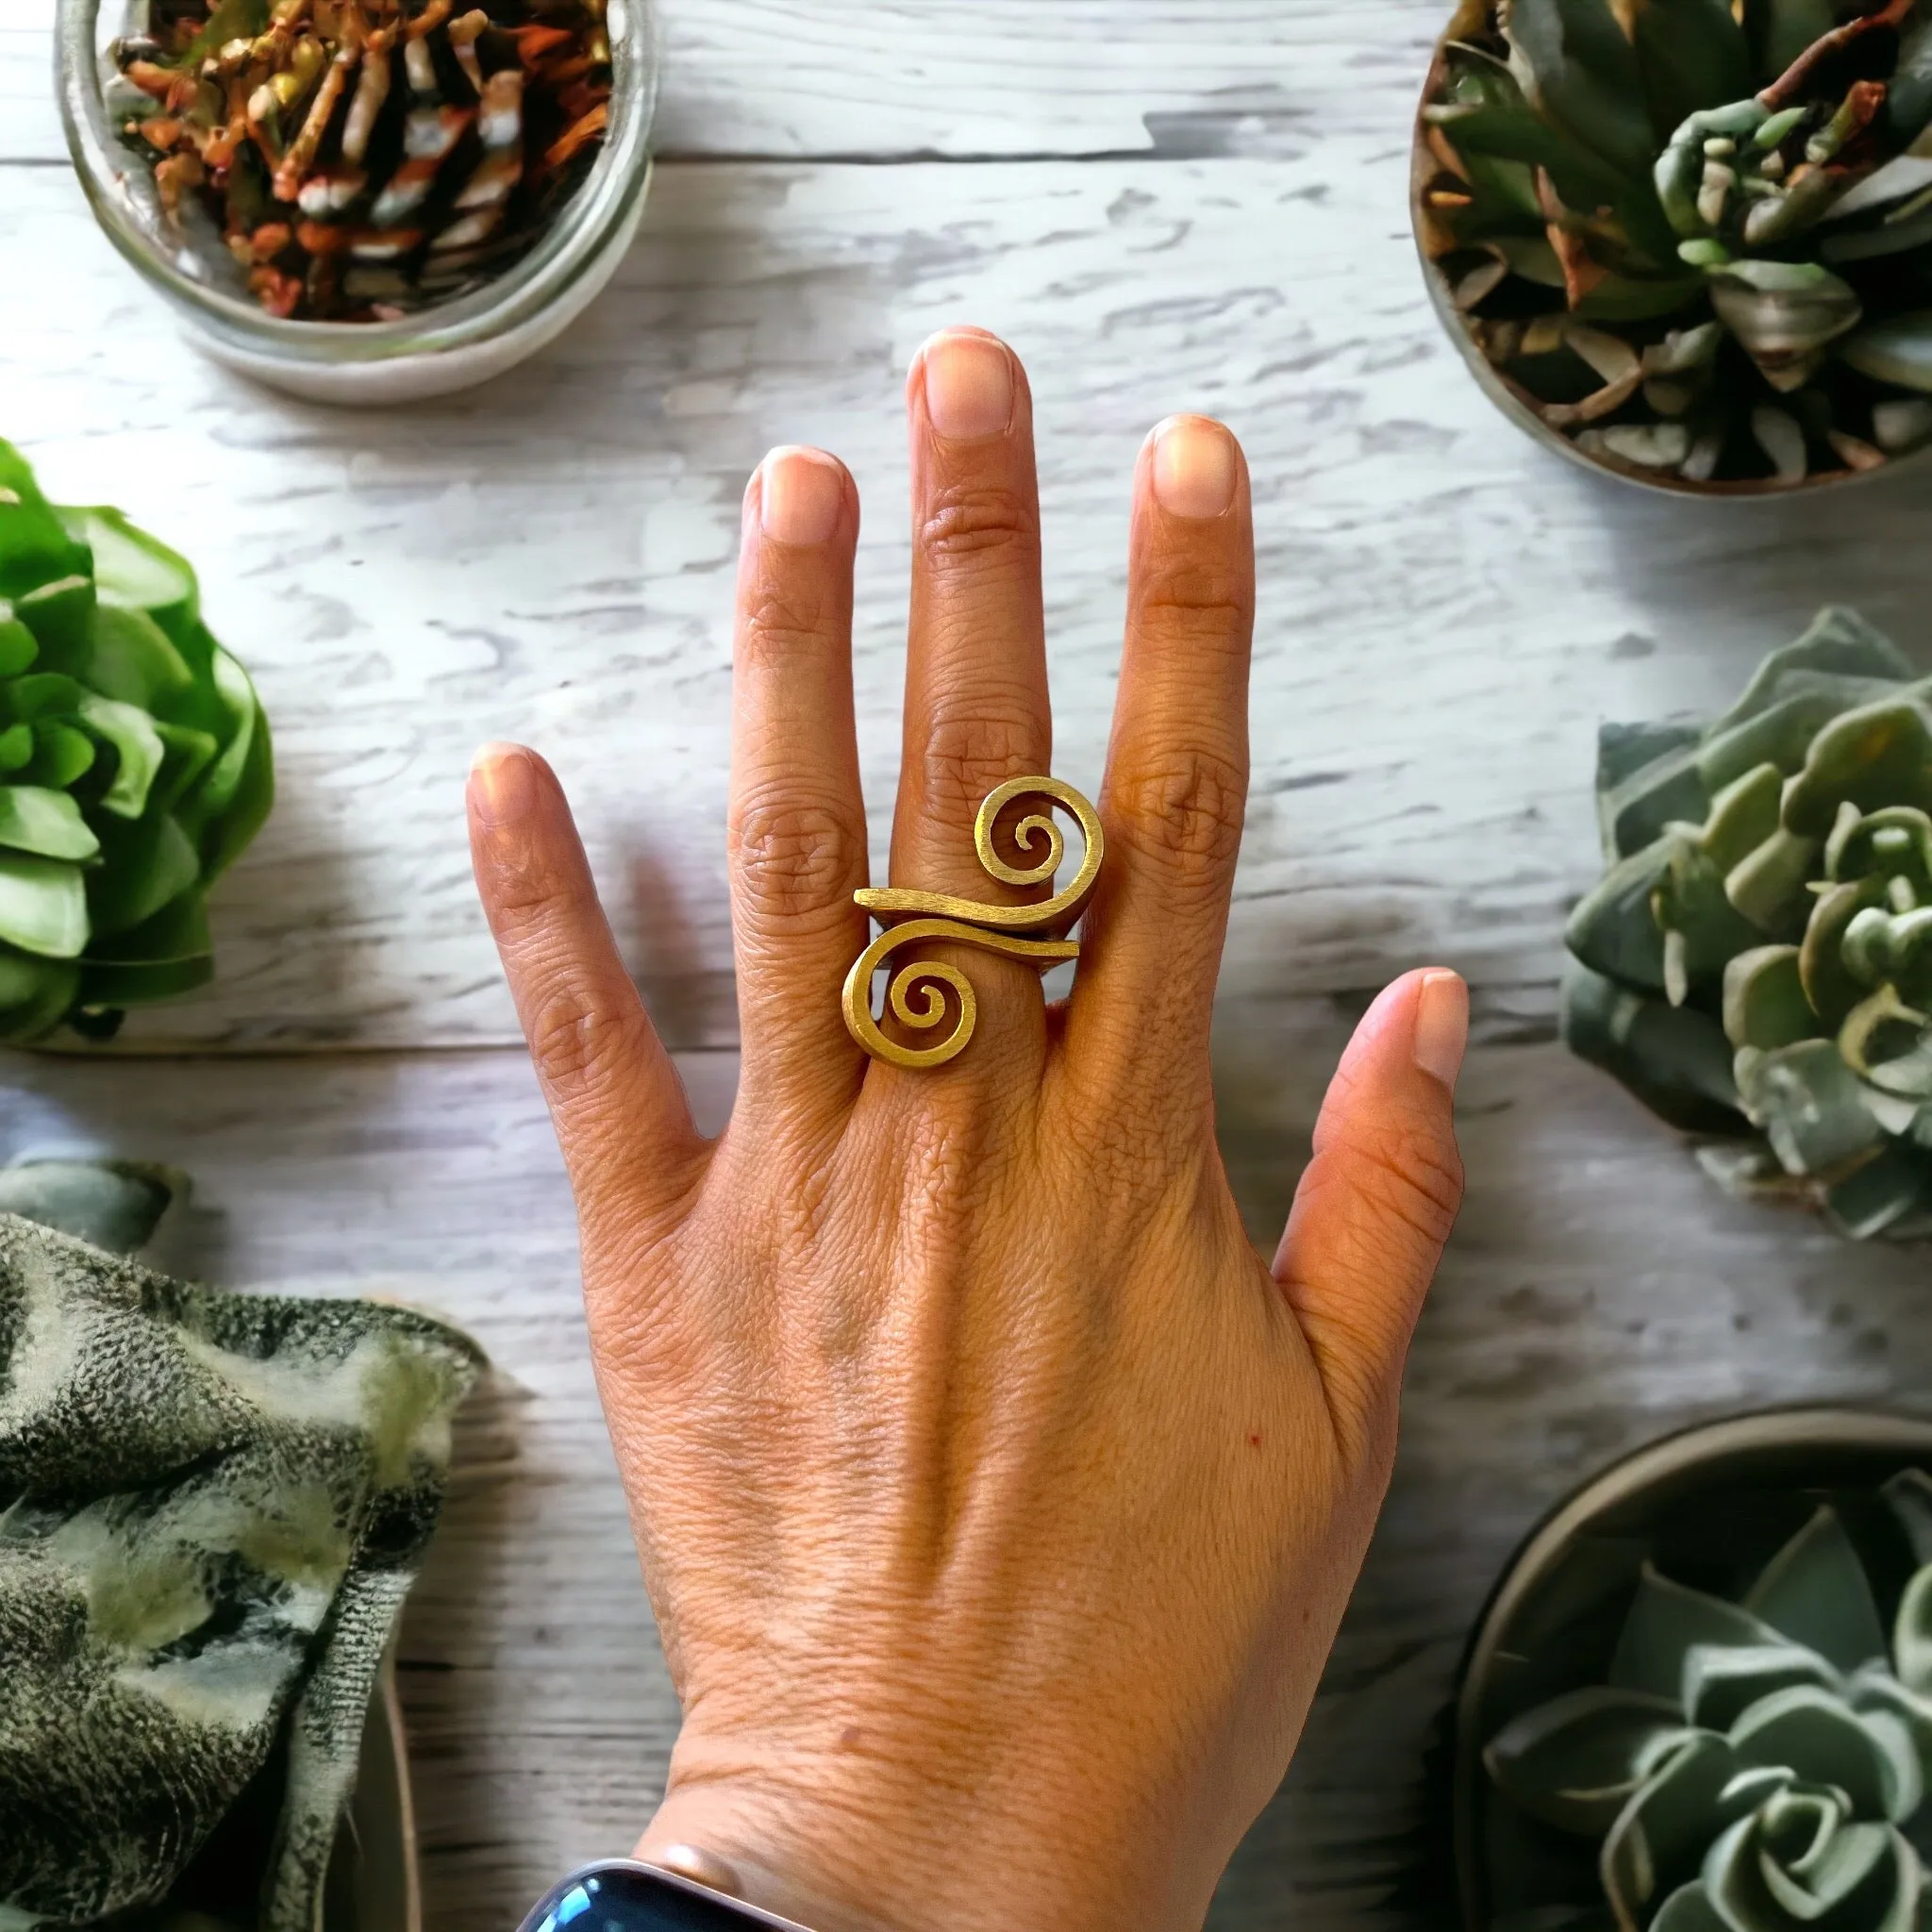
1453, 1407, 1932, 1931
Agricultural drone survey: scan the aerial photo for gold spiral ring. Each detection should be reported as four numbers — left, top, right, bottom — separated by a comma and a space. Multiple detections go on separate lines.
841, 776, 1104, 1070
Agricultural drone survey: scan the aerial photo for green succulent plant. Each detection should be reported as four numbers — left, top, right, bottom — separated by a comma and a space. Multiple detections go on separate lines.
1487, 1473, 1932, 1930
1418, 0, 1932, 490
1564, 608, 1932, 1240
0, 439, 271, 1042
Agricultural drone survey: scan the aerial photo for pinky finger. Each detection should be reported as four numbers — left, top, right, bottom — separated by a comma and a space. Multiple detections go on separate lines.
468, 742, 706, 1233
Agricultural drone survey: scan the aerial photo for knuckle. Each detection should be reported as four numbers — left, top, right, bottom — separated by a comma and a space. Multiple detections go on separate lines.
731, 792, 864, 922
526, 977, 645, 1098
1139, 563, 1254, 647
1109, 745, 1247, 878
920, 481, 1039, 571
1324, 1113, 1465, 1252
921, 709, 1042, 820
741, 585, 836, 665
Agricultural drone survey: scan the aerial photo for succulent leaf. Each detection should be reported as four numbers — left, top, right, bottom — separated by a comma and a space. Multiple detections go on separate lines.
1493, 1499, 1932, 1932
1485, 1685, 1691, 1833
1424, 4, 1932, 486
1569, 614, 1932, 1235
1743, 1507, 1889, 1674
0, 441, 271, 1041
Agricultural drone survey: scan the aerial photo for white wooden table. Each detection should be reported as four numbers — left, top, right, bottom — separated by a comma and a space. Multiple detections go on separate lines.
8, 3, 1932, 1924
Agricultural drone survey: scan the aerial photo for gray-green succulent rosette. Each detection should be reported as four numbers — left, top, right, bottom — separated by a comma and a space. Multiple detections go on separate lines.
1417, 0, 1932, 492
1487, 1474, 1932, 1930
1564, 608, 1932, 1240
0, 439, 271, 1043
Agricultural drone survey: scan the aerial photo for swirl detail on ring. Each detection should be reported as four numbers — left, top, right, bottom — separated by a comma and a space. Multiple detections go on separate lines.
841, 777, 1104, 1069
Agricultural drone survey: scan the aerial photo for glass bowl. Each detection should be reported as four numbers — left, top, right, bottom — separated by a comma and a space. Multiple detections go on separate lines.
56, 0, 658, 405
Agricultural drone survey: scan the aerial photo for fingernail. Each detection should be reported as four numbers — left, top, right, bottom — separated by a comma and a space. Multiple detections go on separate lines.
1150, 416, 1239, 519
921, 330, 1015, 441
470, 741, 537, 829
1414, 971, 1469, 1091
758, 446, 845, 545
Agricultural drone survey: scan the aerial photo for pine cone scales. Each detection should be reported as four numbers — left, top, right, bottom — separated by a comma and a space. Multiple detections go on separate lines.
1565, 608, 1932, 1239
119, 0, 608, 322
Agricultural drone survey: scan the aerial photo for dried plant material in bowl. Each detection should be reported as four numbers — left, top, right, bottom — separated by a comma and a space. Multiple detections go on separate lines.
1415, 0, 1932, 494
107, 0, 611, 323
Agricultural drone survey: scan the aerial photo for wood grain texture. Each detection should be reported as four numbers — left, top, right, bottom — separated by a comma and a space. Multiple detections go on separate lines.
5, 1036, 1928, 1931
10, 140, 1932, 1049
8, 0, 1442, 165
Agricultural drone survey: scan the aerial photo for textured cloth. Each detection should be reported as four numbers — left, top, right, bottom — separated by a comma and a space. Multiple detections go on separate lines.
0, 1206, 481, 1931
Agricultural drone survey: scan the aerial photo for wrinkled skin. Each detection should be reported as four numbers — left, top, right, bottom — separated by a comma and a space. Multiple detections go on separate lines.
467, 329, 1469, 1932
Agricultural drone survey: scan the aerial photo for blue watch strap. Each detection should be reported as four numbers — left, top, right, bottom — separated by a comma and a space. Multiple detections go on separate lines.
516, 1860, 816, 1932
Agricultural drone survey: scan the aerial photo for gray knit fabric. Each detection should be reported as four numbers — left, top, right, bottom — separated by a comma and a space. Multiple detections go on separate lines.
0, 1205, 481, 1932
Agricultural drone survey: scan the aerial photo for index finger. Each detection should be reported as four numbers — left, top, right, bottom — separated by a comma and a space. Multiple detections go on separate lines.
1065, 415, 1255, 1113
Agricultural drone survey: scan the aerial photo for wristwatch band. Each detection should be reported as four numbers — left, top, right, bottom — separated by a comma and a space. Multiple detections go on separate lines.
516, 1859, 816, 1932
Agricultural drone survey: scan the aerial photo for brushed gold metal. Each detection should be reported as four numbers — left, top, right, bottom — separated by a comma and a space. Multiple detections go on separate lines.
842, 776, 1103, 1070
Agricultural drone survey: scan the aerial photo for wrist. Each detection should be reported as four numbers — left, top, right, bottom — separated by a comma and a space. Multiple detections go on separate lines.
637, 1750, 1146, 1932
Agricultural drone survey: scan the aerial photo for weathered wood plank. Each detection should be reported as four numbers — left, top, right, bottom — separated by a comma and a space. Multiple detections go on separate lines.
9, 151, 1932, 1052
5, 1035, 1927, 1927
8, 0, 1441, 165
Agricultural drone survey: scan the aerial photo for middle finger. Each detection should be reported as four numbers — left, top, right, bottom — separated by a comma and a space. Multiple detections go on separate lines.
892, 327, 1054, 904
884, 329, 1057, 1076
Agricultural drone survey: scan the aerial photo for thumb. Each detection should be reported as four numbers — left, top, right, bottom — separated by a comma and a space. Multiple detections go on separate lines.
1273, 969, 1467, 1460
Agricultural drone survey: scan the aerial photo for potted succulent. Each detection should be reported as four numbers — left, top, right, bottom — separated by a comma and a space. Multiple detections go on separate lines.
1456, 1407, 1932, 1932
1564, 608, 1932, 1241
0, 439, 272, 1043
1415, 0, 1932, 493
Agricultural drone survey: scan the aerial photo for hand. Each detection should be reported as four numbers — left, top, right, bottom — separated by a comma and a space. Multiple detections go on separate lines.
467, 327, 1467, 1932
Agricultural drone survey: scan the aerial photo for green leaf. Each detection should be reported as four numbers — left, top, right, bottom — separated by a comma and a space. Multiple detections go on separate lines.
1827, 1141, 1932, 1240
1561, 964, 1743, 1131
1889, 14, 1932, 147
1783, 702, 1932, 841
1634, 0, 1752, 137
25, 721, 93, 791
1708, 260, 1863, 377
0, 441, 92, 601
1724, 829, 1817, 935
85, 602, 193, 715
14, 575, 95, 675
1649, 1885, 1726, 1932
1746, 1508, 1889, 1674
190, 654, 272, 880
1598, 723, 1707, 860
0, 613, 38, 677
1769, 699, 1932, 841
0, 853, 88, 958
1682, 1642, 1840, 1730
150, 719, 221, 818
0, 949, 79, 1042
1893, 1567, 1932, 1696
1612, 1563, 1786, 1698
77, 891, 213, 1011
1806, 881, 1889, 1031
1730, 1686, 1912, 1817
0, 786, 99, 863
1828, 808, 1932, 899
1724, 946, 1819, 1052
1505, 0, 1658, 178
1743, 0, 1836, 83
6, 672, 81, 720
1601, 1733, 1756, 1925
56, 505, 199, 649
0, 724, 33, 774
1569, 842, 1674, 991
76, 693, 165, 821
85, 814, 197, 939
1739, 1040, 1888, 1177
1840, 313, 1932, 394
1484, 1686, 1690, 1833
